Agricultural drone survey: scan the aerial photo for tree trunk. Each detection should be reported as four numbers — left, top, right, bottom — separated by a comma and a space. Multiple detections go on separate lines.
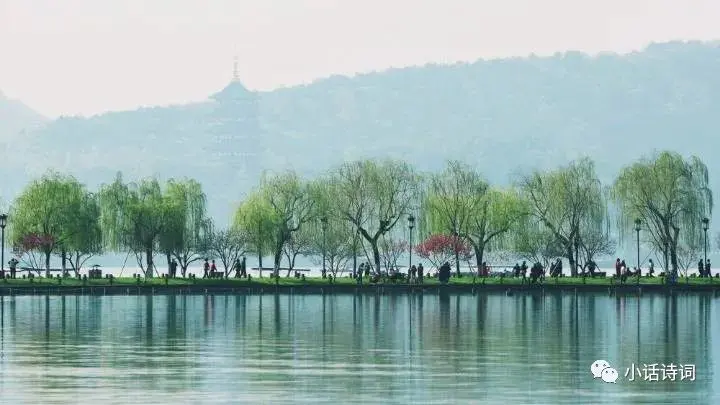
573, 240, 580, 276
455, 249, 460, 277
145, 247, 154, 278
273, 248, 282, 278
61, 250, 67, 276
165, 252, 172, 276
45, 251, 51, 278
371, 242, 381, 275
474, 243, 485, 277
74, 252, 81, 277
258, 250, 263, 278
181, 264, 188, 278
566, 246, 576, 277
670, 226, 680, 274
285, 254, 298, 277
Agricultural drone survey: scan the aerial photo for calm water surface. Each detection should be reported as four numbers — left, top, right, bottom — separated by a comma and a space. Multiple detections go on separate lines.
0, 292, 717, 404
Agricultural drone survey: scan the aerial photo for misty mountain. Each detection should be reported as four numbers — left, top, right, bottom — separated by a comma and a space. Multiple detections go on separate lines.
3, 40, 720, 224
0, 90, 47, 140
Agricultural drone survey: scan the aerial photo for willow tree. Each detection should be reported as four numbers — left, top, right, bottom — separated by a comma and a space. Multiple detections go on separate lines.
158, 179, 212, 277
233, 191, 277, 277
424, 160, 489, 275
329, 159, 420, 273
309, 177, 362, 276
260, 171, 315, 277
514, 216, 564, 269
64, 191, 103, 276
10, 172, 88, 277
611, 151, 712, 276
99, 174, 173, 278
466, 188, 529, 274
519, 157, 608, 276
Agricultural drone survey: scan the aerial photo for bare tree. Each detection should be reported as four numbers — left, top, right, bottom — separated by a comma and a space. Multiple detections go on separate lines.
209, 228, 247, 277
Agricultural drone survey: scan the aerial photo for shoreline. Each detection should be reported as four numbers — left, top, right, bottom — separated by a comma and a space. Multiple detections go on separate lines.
0, 278, 718, 296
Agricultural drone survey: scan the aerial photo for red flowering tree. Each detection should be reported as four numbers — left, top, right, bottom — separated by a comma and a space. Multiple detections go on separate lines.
12, 233, 57, 276
414, 234, 473, 271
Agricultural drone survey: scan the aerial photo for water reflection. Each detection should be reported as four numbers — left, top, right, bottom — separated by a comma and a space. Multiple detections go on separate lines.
0, 292, 717, 404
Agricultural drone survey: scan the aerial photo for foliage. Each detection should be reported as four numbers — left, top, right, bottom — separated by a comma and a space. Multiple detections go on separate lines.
260, 171, 316, 276
328, 159, 420, 273
306, 216, 356, 277
519, 157, 608, 276
676, 241, 702, 277
611, 151, 713, 275
513, 220, 564, 269
414, 233, 473, 270
378, 236, 409, 272
9, 172, 98, 276
208, 228, 247, 276
158, 179, 213, 276
233, 191, 277, 277
98, 173, 175, 278
424, 161, 529, 275
12, 233, 55, 274
423, 160, 488, 240
282, 227, 313, 275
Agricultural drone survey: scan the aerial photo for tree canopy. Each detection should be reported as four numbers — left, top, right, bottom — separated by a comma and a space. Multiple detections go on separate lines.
9, 172, 99, 276
611, 151, 713, 274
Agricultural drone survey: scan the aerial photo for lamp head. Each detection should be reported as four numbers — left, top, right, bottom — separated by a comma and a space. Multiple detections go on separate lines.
0, 213, 7, 229
408, 214, 415, 229
703, 217, 710, 230
634, 218, 641, 232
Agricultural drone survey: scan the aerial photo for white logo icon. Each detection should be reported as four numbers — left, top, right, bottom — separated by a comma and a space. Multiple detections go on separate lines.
591, 359, 618, 383
601, 367, 619, 383
591, 360, 611, 379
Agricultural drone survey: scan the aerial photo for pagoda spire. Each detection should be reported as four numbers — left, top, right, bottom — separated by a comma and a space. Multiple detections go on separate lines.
233, 56, 240, 82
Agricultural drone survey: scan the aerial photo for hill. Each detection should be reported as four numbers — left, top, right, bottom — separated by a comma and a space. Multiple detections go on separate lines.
4, 40, 720, 224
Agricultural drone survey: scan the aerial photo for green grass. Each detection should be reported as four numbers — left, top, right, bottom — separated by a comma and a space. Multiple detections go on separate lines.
0, 274, 716, 288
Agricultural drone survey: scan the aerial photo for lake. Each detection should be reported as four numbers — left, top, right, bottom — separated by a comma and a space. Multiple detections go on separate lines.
0, 292, 717, 404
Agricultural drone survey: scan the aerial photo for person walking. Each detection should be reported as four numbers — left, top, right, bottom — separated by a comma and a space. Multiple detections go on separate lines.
706, 259, 712, 278
203, 258, 210, 279
9, 257, 18, 279
233, 258, 241, 278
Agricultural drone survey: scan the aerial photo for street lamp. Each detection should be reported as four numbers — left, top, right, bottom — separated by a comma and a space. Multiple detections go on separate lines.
634, 218, 641, 271
703, 217, 709, 277
408, 215, 415, 271
321, 216, 328, 278
0, 213, 6, 277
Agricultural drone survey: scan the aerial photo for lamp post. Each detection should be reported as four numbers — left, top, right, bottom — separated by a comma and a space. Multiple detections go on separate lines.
408, 215, 415, 271
0, 213, 6, 277
634, 219, 641, 282
634, 219, 641, 271
321, 216, 328, 278
703, 217, 709, 277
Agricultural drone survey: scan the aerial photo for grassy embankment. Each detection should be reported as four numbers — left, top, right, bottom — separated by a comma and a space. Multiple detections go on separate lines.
0, 275, 716, 288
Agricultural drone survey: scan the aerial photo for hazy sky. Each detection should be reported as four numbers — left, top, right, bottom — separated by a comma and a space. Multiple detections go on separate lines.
1, 0, 720, 118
